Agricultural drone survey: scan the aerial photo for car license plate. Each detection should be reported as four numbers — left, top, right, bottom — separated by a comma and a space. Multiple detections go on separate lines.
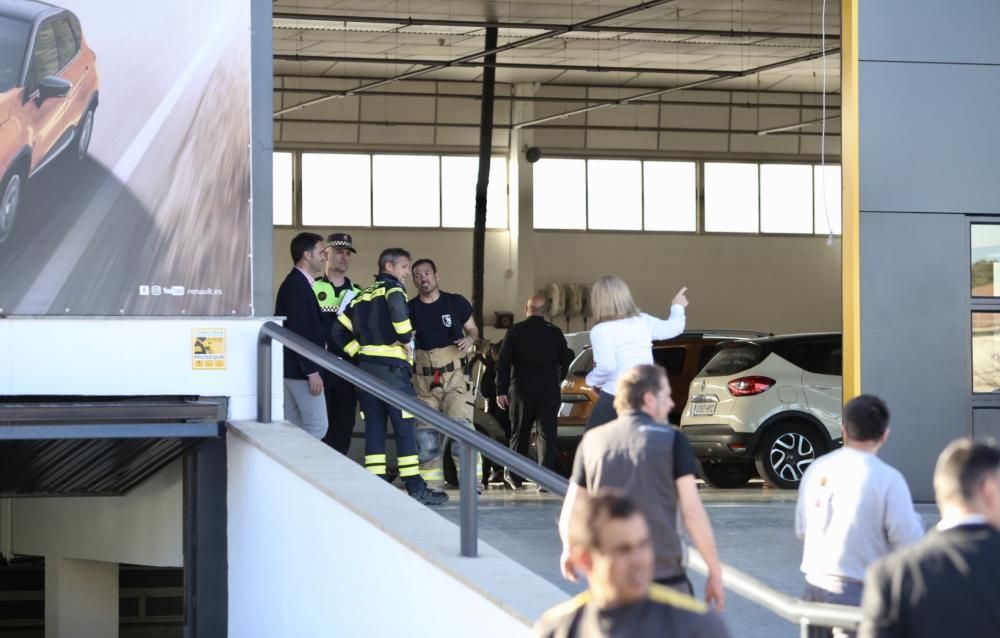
691, 402, 716, 417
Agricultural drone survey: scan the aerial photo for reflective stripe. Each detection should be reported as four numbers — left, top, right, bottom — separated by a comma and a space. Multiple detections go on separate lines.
421, 469, 445, 481
358, 344, 408, 361
366, 465, 387, 475
352, 288, 388, 304
401, 409, 414, 419
392, 319, 413, 335
344, 340, 361, 357
338, 312, 354, 332
398, 454, 420, 478
365, 454, 387, 464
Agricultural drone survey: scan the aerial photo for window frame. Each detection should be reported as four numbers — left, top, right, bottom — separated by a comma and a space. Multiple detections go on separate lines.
969, 219, 1000, 403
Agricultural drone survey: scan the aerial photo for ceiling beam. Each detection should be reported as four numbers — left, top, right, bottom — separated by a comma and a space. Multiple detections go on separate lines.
272, 86, 842, 111
513, 47, 840, 128
272, 53, 745, 77
273, 0, 678, 117
272, 12, 839, 41
273, 73, 843, 97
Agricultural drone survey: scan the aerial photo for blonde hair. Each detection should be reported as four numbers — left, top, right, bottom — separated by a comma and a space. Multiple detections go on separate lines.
590, 275, 640, 324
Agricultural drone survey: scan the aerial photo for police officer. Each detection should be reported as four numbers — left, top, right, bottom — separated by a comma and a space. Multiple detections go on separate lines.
332, 248, 448, 506
409, 258, 482, 490
496, 294, 573, 491
313, 233, 363, 455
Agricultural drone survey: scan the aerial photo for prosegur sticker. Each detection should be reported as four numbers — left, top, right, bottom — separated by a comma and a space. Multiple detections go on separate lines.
192, 328, 226, 370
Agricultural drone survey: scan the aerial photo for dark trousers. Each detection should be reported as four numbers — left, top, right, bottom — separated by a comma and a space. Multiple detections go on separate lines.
357, 360, 421, 490
585, 390, 618, 430
802, 581, 862, 638
321, 371, 358, 455
482, 401, 511, 481
509, 384, 559, 475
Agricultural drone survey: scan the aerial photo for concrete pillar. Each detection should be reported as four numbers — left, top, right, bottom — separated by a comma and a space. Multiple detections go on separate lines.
508, 83, 538, 313
45, 557, 118, 638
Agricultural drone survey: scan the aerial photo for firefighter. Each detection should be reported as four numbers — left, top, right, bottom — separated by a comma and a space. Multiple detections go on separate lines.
312, 233, 363, 455
409, 258, 482, 490
332, 247, 448, 506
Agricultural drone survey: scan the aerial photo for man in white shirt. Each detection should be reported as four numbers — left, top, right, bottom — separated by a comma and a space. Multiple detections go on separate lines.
795, 394, 924, 637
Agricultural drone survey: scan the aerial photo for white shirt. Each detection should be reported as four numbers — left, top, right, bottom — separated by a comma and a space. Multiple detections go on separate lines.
796, 446, 925, 584
937, 514, 988, 531
584, 308, 686, 394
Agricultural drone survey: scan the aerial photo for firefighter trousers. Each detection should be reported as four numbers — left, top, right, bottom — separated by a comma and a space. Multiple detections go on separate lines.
413, 347, 482, 488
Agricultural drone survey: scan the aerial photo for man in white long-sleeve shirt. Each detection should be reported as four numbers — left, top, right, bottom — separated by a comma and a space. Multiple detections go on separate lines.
795, 394, 924, 638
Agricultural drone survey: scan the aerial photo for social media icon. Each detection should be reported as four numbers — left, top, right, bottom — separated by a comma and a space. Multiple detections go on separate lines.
139, 286, 150, 296
151, 286, 162, 296
170, 286, 185, 296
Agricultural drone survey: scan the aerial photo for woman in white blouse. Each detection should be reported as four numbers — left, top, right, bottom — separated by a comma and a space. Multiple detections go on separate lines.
584, 275, 689, 429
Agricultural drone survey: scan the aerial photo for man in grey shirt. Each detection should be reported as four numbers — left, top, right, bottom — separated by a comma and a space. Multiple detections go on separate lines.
796, 394, 924, 637
558, 365, 725, 610
536, 490, 729, 638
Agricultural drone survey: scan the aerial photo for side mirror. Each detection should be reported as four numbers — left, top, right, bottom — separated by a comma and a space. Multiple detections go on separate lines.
38, 76, 72, 103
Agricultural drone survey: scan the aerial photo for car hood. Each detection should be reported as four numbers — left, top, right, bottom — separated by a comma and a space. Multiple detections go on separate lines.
0, 89, 14, 125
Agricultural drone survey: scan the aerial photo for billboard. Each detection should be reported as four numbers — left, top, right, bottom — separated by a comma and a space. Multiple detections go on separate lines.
0, 0, 251, 315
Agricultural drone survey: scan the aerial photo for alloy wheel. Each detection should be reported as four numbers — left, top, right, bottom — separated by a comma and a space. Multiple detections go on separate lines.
768, 432, 815, 482
0, 174, 21, 243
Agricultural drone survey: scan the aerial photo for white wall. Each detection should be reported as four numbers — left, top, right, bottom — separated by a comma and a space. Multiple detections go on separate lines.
0, 318, 282, 420
228, 420, 567, 637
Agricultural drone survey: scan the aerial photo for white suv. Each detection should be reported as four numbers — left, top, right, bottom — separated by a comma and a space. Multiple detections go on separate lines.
679, 333, 843, 489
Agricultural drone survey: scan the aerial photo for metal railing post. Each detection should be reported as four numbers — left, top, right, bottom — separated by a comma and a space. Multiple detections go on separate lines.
459, 441, 478, 557
257, 330, 273, 423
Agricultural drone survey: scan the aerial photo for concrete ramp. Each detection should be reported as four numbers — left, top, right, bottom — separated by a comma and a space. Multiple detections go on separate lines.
228, 420, 567, 637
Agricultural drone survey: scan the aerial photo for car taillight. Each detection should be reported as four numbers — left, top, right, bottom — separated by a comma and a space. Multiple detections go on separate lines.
727, 376, 775, 397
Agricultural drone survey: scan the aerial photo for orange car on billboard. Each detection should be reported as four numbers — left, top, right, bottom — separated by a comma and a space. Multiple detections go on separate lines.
0, 0, 99, 243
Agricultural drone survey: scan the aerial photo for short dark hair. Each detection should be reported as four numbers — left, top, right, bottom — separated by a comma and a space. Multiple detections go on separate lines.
613, 365, 667, 413
934, 439, 1000, 507
843, 394, 890, 442
378, 248, 411, 273
412, 258, 437, 273
290, 232, 324, 265
568, 489, 641, 552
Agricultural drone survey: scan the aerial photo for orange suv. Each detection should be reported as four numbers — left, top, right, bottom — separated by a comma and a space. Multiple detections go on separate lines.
0, 1, 99, 243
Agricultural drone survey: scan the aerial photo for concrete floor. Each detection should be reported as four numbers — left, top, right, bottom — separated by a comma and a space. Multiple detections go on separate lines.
435, 481, 940, 638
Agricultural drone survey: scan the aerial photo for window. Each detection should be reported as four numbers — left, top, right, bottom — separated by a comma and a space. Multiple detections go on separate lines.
272, 152, 293, 226
814, 165, 842, 235
440, 156, 507, 228
653, 347, 687, 376
704, 163, 759, 233
587, 160, 642, 230
644, 161, 696, 232
802, 340, 842, 376
760, 164, 813, 234
301, 153, 371, 227
28, 22, 59, 94
971, 225, 1000, 297
0, 17, 31, 92
371, 155, 440, 227
52, 17, 78, 69
973, 313, 1000, 393
533, 159, 586, 230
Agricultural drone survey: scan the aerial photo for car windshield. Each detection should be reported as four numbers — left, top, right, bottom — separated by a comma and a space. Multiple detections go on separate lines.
567, 348, 594, 378
699, 343, 765, 377
0, 16, 30, 92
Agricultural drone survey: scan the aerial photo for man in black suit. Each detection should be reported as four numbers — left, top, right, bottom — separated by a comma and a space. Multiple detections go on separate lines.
274, 232, 328, 439
859, 439, 1000, 638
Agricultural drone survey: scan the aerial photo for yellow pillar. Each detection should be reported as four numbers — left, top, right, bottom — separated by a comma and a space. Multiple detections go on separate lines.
841, 0, 861, 401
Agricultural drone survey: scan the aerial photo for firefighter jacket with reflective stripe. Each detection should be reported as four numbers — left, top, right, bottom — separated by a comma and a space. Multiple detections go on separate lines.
333, 273, 413, 364
314, 276, 362, 358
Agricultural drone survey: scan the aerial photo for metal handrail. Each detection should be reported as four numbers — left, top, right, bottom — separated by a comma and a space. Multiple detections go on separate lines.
256, 321, 861, 634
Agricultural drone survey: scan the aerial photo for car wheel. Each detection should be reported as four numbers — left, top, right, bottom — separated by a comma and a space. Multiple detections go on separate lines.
0, 172, 22, 244
754, 423, 824, 489
76, 105, 96, 160
700, 462, 754, 489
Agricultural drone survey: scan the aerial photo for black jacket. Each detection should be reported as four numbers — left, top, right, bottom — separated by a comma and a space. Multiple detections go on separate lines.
859, 523, 1000, 638
496, 315, 572, 396
275, 268, 326, 380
